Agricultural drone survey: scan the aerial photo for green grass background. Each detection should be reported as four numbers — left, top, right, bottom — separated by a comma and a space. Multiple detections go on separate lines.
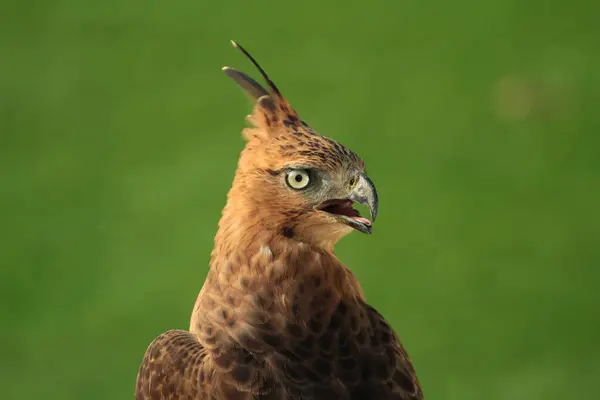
2, 0, 599, 398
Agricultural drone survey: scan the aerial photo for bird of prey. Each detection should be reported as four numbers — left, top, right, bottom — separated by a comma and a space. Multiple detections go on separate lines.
135, 41, 424, 400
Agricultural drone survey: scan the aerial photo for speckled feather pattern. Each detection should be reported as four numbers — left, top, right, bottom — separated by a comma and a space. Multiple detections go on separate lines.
135, 42, 423, 399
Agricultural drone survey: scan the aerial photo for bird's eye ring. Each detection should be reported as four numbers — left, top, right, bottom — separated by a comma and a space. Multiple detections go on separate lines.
286, 169, 310, 190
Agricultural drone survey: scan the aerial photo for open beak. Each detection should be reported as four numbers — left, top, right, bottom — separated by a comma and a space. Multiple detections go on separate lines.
316, 173, 379, 234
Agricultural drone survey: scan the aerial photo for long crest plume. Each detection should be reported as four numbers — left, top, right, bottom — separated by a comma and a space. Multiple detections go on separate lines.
222, 40, 303, 139
222, 40, 288, 103
231, 41, 281, 96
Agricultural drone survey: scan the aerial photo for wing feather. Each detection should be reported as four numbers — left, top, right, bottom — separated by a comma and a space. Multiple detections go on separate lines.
235, 267, 424, 400
135, 330, 214, 399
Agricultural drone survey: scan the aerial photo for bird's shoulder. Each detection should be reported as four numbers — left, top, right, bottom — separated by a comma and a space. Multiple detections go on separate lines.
265, 294, 423, 399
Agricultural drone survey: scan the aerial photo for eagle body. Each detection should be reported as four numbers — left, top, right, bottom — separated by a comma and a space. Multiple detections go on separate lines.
135, 42, 423, 399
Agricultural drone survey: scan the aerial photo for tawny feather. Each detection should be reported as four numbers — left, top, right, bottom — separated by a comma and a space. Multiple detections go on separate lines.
135, 41, 423, 400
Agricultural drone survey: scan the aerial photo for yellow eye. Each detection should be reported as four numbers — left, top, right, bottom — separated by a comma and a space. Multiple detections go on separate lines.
349, 176, 357, 188
286, 169, 310, 190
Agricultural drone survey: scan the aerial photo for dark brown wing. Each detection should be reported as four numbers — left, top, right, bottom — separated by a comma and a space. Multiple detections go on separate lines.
135, 330, 212, 399
244, 270, 424, 400
264, 300, 423, 399
352, 303, 423, 399
136, 329, 273, 400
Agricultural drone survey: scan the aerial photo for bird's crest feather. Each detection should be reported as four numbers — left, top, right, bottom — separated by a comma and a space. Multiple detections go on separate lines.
222, 40, 301, 140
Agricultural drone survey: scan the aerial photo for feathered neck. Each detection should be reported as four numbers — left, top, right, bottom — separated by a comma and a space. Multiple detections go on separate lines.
208, 183, 363, 299
211, 184, 280, 260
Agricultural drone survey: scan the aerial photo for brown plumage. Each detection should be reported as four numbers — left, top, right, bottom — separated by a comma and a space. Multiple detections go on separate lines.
135, 41, 424, 400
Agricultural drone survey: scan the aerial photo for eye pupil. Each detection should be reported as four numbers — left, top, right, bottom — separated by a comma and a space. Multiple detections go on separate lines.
295, 174, 303, 182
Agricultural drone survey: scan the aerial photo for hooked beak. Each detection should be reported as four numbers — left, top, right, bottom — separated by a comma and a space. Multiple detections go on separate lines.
350, 173, 379, 224
316, 173, 379, 234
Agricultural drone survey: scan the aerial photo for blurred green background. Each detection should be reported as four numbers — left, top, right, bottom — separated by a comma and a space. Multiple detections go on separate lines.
2, 0, 599, 398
